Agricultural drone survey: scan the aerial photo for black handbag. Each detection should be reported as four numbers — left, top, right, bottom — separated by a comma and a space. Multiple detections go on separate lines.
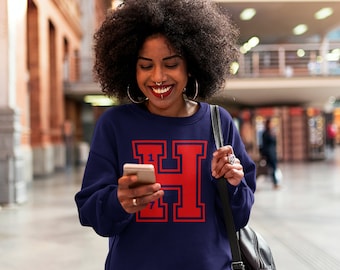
210, 104, 276, 270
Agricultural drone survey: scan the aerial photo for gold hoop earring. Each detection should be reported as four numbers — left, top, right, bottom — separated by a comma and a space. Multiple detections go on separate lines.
127, 85, 147, 104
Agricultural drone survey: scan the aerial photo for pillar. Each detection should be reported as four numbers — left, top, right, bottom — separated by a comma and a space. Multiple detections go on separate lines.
0, 0, 30, 204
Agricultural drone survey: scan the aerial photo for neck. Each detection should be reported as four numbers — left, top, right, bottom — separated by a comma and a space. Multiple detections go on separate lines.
145, 99, 198, 117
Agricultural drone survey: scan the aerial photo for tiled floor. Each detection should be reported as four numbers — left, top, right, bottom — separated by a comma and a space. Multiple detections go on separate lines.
252, 146, 340, 269
0, 147, 339, 270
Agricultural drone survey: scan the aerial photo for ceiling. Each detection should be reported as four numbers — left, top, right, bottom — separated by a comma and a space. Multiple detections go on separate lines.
217, 0, 340, 44
209, 77, 340, 109
213, 0, 340, 108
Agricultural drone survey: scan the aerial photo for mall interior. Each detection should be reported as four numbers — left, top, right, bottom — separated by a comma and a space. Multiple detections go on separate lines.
0, 0, 340, 269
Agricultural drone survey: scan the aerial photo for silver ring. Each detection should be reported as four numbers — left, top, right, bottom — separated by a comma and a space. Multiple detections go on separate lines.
228, 154, 236, 165
132, 198, 137, 207
155, 82, 163, 86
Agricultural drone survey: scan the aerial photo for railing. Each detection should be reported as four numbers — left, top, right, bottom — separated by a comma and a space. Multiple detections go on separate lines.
63, 42, 340, 84
236, 42, 340, 78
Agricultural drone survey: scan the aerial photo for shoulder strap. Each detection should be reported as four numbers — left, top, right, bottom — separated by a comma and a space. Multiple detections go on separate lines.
210, 105, 245, 270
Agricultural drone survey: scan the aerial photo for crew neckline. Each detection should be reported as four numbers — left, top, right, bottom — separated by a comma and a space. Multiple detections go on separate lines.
128, 101, 209, 125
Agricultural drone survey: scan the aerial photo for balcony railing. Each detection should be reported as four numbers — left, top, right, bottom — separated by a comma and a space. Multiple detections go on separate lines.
236, 42, 340, 78
63, 42, 340, 85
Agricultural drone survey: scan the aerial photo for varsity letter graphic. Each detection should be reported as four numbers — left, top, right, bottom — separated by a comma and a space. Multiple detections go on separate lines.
132, 140, 207, 223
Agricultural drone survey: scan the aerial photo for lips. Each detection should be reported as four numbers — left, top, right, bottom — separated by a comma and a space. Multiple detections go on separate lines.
150, 85, 172, 99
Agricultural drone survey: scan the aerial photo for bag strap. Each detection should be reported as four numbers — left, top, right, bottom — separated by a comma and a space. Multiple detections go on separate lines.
210, 105, 245, 270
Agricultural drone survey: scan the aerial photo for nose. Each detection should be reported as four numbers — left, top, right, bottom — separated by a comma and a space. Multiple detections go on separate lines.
151, 65, 166, 83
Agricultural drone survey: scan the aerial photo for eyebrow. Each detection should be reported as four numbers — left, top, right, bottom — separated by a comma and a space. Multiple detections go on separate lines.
137, 54, 182, 61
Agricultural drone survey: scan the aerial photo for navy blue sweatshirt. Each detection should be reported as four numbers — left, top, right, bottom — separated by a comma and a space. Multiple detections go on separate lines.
75, 102, 256, 270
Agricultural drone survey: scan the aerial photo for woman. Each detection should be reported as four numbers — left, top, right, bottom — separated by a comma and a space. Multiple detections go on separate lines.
75, 1, 256, 269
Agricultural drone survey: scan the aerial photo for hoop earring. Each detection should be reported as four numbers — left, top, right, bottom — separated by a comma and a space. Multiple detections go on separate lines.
185, 79, 198, 100
192, 79, 199, 100
127, 85, 147, 104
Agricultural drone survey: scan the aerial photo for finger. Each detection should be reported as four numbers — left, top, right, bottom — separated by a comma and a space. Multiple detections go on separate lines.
213, 145, 234, 158
224, 166, 244, 184
213, 154, 234, 174
213, 156, 241, 178
118, 174, 138, 189
212, 146, 234, 172
128, 189, 164, 213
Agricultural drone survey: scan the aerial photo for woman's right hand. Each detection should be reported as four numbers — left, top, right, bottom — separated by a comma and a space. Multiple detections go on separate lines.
117, 175, 164, 213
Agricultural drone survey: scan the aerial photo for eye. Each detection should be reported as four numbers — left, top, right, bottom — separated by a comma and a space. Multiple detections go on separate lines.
165, 63, 179, 69
139, 64, 153, 70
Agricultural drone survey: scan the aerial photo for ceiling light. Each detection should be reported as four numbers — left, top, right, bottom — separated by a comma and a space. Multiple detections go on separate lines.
239, 36, 260, 54
240, 46, 248, 54
293, 24, 308, 35
243, 43, 252, 52
240, 8, 256, 21
248, 36, 260, 48
230, 62, 240, 75
315, 7, 333, 20
297, 49, 305, 57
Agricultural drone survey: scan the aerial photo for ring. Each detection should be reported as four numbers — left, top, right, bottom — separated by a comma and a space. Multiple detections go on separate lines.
228, 154, 236, 165
132, 198, 137, 207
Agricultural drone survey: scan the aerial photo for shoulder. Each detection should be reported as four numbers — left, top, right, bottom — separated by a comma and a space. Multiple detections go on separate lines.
217, 105, 233, 120
95, 103, 143, 128
98, 103, 138, 119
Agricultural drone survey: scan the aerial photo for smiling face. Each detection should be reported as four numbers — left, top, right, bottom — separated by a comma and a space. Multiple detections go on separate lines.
136, 34, 189, 117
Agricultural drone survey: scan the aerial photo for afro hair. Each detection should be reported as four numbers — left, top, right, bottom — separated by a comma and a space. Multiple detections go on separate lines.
93, 0, 239, 100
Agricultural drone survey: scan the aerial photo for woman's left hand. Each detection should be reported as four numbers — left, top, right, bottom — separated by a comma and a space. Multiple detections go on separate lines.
211, 145, 244, 186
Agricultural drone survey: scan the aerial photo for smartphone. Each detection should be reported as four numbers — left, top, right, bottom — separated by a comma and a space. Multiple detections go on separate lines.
123, 163, 156, 187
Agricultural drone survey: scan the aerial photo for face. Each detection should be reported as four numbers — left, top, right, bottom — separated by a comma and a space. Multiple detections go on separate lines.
136, 35, 188, 116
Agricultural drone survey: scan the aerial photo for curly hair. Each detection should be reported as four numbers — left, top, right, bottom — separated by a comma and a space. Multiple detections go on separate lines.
93, 0, 239, 100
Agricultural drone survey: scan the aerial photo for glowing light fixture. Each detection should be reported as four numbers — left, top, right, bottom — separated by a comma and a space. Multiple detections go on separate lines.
84, 95, 118, 106
327, 48, 340, 61
248, 36, 260, 48
297, 49, 305, 57
240, 36, 260, 54
332, 48, 340, 56
293, 24, 308, 35
315, 7, 333, 20
230, 62, 240, 75
240, 8, 256, 21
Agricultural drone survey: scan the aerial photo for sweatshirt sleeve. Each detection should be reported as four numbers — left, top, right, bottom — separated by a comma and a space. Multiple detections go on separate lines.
74, 113, 133, 237
220, 108, 256, 231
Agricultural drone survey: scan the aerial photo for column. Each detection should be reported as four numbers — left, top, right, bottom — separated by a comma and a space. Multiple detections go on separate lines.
0, 0, 30, 204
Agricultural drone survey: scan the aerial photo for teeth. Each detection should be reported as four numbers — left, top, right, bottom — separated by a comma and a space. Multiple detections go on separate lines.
151, 86, 171, 94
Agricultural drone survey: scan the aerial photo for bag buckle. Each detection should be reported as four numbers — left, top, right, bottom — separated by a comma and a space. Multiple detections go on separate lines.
231, 261, 245, 270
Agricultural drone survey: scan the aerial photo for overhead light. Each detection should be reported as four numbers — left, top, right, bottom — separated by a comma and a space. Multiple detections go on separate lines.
315, 7, 333, 20
84, 95, 118, 106
293, 24, 308, 35
297, 49, 305, 57
240, 46, 248, 54
248, 36, 260, 48
240, 8, 256, 21
230, 62, 240, 75
240, 36, 260, 54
